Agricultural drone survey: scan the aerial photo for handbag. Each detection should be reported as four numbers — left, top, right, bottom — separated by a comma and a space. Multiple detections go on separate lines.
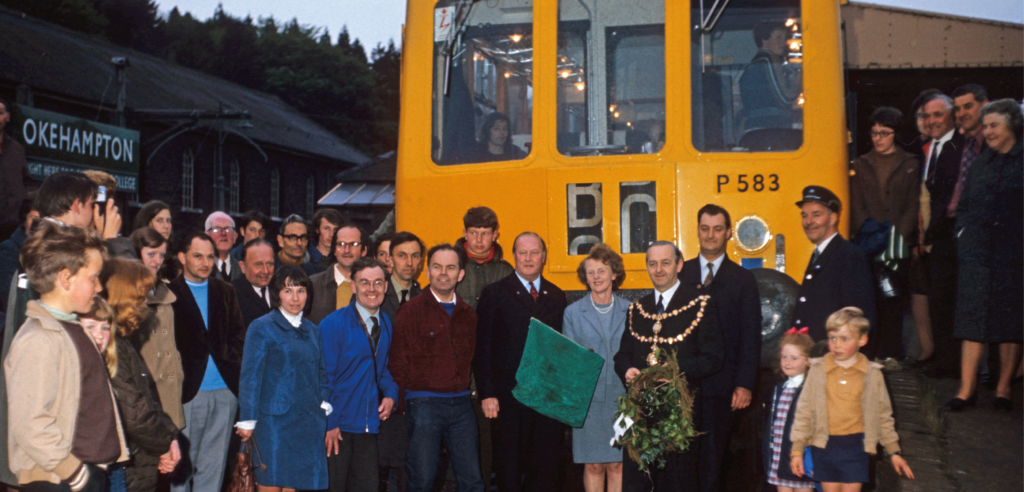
228, 439, 265, 492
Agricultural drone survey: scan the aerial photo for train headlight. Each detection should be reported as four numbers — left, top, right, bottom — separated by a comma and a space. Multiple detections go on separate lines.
733, 215, 772, 254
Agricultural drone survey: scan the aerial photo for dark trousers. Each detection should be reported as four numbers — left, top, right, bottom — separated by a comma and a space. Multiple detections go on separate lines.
328, 432, 378, 492
471, 396, 493, 489
698, 396, 731, 492
622, 446, 699, 492
491, 395, 564, 492
22, 465, 108, 492
929, 236, 959, 372
869, 260, 909, 360
405, 396, 484, 492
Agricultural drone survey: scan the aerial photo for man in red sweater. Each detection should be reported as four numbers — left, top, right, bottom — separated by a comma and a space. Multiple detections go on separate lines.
389, 244, 484, 492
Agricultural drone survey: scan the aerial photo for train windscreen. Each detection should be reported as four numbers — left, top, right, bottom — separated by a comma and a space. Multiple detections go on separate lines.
431, 0, 532, 166
691, 0, 804, 152
557, 0, 666, 157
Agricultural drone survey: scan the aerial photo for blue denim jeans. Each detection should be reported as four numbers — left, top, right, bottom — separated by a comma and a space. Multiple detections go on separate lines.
405, 396, 484, 492
108, 464, 126, 492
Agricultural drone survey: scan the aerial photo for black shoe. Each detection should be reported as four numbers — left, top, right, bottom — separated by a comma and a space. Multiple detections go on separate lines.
994, 397, 1013, 412
944, 396, 977, 412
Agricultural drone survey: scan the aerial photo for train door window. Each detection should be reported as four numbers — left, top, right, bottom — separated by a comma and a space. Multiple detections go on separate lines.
691, 0, 803, 152
557, 0, 666, 157
431, 0, 532, 165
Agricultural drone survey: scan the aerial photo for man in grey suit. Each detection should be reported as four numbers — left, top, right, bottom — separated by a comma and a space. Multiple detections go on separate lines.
206, 211, 243, 283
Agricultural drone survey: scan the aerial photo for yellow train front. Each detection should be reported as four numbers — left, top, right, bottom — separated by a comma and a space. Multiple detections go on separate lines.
396, 0, 849, 292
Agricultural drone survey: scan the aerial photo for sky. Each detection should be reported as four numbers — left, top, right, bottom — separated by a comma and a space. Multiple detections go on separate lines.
162, 0, 1024, 54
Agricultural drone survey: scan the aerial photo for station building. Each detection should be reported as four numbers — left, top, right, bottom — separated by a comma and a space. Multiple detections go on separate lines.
0, 6, 370, 236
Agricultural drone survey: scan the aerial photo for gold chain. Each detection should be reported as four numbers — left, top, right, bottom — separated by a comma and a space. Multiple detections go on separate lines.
627, 295, 710, 366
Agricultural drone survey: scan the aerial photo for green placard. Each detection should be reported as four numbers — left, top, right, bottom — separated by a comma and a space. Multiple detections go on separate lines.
10, 104, 140, 191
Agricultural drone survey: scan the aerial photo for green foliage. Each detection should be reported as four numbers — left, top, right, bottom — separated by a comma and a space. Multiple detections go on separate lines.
2, 0, 401, 156
613, 349, 700, 471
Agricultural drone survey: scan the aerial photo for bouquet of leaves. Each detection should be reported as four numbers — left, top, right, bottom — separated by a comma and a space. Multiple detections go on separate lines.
612, 348, 699, 471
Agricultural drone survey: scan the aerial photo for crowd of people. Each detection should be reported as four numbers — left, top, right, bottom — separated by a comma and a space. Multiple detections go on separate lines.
0, 85, 1018, 492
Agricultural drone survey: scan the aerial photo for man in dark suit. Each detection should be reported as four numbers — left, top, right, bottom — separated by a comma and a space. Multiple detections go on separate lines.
615, 241, 724, 492
231, 238, 275, 329
918, 93, 965, 374
475, 232, 567, 492
169, 231, 247, 492
790, 186, 876, 343
681, 205, 762, 492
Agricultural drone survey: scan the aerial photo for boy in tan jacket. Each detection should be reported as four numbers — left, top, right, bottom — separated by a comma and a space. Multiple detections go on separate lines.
789, 307, 913, 491
5, 222, 128, 492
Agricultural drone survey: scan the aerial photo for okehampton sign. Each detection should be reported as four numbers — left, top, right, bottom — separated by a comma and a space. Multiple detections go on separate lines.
11, 104, 140, 192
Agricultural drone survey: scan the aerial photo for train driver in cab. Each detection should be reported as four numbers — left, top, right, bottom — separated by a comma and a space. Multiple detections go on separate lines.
739, 21, 803, 131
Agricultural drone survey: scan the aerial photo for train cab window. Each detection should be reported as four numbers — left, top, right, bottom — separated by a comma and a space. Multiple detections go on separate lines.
557, 0, 665, 157
691, 0, 804, 152
431, 0, 532, 166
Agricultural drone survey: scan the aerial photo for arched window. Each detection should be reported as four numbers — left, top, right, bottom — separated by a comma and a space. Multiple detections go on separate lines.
306, 176, 315, 220
182, 149, 195, 210
270, 167, 281, 219
229, 159, 240, 215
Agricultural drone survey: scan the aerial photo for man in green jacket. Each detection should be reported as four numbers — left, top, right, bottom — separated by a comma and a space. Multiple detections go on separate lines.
454, 206, 514, 311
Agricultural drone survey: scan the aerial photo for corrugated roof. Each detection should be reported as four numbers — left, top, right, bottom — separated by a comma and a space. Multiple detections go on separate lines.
318, 183, 394, 207
0, 6, 370, 166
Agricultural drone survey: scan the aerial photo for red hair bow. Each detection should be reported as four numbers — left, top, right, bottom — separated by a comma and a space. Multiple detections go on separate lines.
785, 327, 809, 335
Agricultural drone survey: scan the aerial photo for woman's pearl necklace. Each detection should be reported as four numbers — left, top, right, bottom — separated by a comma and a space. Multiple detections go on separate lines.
591, 293, 614, 314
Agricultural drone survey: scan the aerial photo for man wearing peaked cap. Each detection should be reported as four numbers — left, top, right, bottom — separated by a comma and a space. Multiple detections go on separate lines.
790, 186, 876, 344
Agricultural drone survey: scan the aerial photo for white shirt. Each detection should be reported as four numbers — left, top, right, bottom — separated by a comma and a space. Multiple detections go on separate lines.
515, 272, 542, 296
699, 254, 725, 282
333, 265, 349, 286
252, 284, 271, 307
784, 373, 805, 389
279, 308, 302, 327
355, 302, 380, 337
654, 279, 681, 310
815, 232, 839, 255
216, 257, 231, 276
430, 287, 457, 305
922, 127, 955, 181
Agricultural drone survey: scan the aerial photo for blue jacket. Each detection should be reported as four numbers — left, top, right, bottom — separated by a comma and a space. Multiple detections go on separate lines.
320, 303, 399, 434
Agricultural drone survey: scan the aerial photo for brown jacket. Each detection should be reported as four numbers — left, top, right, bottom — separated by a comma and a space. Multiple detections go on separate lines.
849, 147, 921, 242
789, 354, 901, 457
5, 301, 129, 485
133, 281, 185, 428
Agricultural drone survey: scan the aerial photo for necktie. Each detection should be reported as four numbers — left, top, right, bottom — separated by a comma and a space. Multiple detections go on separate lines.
806, 248, 821, 276
220, 261, 228, 278
529, 282, 539, 302
369, 316, 380, 348
400, 289, 409, 305
260, 287, 269, 307
656, 295, 665, 314
948, 135, 980, 217
703, 262, 714, 287
925, 144, 939, 187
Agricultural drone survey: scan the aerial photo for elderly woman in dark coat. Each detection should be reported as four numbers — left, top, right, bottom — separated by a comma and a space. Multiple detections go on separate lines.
235, 266, 331, 491
946, 99, 1024, 413
563, 244, 629, 492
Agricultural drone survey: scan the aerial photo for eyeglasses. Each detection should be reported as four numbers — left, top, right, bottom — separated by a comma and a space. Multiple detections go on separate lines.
870, 131, 894, 138
281, 234, 309, 243
336, 241, 362, 250
206, 227, 234, 235
356, 279, 386, 289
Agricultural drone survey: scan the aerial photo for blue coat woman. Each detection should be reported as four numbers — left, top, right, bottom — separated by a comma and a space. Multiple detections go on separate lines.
237, 267, 330, 490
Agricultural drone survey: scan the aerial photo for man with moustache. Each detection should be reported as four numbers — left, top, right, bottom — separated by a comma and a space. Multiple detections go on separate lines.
169, 231, 247, 492
206, 212, 243, 283
917, 93, 965, 375
614, 241, 724, 492
474, 232, 567, 492
232, 238, 275, 329
320, 257, 399, 492
309, 224, 369, 324
789, 186, 875, 342
680, 205, 762, 492
390, 244, 484, 492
